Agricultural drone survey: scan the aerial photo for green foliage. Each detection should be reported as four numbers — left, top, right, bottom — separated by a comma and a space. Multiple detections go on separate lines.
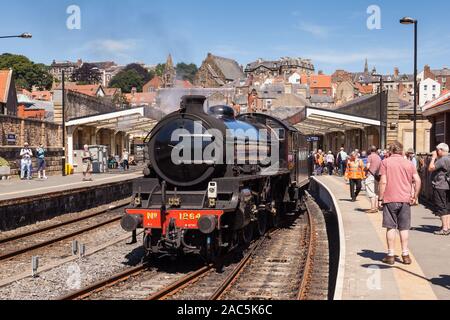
71, 63, 102, 84
110, 69, 145, 93
124, 63, 154, 83
0, 53, 53, 90
155, 63, 166, 77
176, 63, 198, 83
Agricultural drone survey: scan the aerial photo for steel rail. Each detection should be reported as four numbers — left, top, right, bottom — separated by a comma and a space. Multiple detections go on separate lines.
0, 216, 122, 262
0, 205, 126, 245
59, 264, 148, 300
298, 198, 316, 300
146, 265, 213, 300
209, 229, 279, 300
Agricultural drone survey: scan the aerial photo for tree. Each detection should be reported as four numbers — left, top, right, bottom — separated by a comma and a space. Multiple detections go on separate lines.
124, 63, 154, 83
71, 63, 102, 84
0, 53, 53, 90
176, 63, 198, 83
109, 69, 145, 93
155, 63, 166, 77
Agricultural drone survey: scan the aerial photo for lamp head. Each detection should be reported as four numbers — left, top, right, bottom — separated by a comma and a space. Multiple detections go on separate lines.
19, 33, 32, 39
400, 17, 416, 25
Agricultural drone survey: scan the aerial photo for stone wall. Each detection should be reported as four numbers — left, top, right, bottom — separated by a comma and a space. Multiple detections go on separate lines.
53, 89, 119, 124
0, 180, 133, 231
0, 115, 63, 176
0, 147, 63, 176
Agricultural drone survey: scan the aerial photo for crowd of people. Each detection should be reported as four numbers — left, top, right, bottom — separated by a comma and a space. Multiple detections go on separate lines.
309, 141, 450, 266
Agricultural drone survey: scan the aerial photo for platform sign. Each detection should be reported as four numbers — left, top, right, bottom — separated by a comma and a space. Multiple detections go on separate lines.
6, 134, 16, 145
306, 136, 320, 143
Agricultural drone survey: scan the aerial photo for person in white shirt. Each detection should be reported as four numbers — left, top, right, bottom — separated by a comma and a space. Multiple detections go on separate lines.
326, 151, 335, 176
122, 149, 130, 171
20, 142, 33, 180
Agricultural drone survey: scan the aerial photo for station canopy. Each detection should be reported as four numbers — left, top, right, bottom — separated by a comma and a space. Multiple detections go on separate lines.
293, 106, 381, 135
65, 106, 164, 137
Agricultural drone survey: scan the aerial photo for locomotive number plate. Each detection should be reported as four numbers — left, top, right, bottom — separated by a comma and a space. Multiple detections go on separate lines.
167, 210, 224, 229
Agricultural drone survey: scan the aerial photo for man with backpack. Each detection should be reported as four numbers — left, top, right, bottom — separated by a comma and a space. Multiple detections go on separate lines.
366, 146, 382, 214
429, 143, 450, 236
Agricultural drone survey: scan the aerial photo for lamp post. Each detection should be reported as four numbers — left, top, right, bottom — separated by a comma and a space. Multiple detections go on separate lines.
0, 33, 32, 39
400, 17, 418, 153
62, 71, 66, 177
372, 72, 385, 150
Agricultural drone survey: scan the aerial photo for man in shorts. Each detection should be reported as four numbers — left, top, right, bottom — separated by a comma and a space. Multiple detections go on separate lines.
379, 142, 422, 265
428, 143, 450, 235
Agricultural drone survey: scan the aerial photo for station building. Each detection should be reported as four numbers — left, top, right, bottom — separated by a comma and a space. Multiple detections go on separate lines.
289, 90, 432, 154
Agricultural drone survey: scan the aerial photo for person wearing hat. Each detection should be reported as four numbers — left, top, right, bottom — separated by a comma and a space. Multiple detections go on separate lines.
20, 142, 33, 180
429, 143, 450, 236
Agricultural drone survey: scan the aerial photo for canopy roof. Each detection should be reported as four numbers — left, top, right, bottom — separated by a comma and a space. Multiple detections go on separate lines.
293, 107, 381, 135
65, 106, 163, 137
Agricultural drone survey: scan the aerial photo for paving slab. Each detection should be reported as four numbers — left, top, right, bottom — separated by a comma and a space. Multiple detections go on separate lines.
0, 171, 142, 202
316, 176, 449, 300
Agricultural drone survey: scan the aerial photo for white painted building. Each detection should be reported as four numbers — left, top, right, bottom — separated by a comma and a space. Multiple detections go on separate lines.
420, 78, 441, 107
288, 72, 301, 84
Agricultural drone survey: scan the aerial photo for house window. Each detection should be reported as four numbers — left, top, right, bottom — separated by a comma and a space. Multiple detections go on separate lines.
314, 89, 319, 94
323, 89, 327, 94
442, 77, 447, 83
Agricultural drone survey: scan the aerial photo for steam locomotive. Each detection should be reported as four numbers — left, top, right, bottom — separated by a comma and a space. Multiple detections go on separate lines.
121, 95, 309, 261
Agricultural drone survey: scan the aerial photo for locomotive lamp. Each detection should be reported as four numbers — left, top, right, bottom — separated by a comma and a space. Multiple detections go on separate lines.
208, 182, 218, 207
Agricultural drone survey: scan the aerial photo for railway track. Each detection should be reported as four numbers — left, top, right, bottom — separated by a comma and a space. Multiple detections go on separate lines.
0, 206, 126, 262
59, 194, 328, 301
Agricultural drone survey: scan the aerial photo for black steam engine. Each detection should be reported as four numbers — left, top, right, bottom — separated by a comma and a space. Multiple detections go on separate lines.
121, 95, 309, 261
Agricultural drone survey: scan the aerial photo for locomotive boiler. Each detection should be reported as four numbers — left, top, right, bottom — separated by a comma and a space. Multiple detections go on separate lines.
121, 95, 309, 261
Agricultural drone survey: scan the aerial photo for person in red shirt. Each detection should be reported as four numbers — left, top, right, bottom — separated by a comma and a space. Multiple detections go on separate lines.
379, 142, 422, 266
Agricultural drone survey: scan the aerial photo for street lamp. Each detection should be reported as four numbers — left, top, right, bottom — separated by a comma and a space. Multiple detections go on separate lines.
0, 33, 32, 39
372, 72, 385, 150
400, 17, 418, 153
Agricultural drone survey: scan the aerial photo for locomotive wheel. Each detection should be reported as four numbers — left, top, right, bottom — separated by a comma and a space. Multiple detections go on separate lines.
255, 211, 268, 236
239, 224, 254, 246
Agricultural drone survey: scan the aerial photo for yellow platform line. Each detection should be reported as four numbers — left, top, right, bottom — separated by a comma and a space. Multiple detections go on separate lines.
333, 177, 437, 300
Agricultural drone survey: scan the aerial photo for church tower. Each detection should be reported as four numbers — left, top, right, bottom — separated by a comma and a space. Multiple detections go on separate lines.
163, 54, 176, 88
364, 58, 369, 74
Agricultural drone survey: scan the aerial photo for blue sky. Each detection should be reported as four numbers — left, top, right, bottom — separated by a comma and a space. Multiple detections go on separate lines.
1, 0, 450, 74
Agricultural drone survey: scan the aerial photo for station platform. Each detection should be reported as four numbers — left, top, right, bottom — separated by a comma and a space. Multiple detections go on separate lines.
0, 170, 143, 202
314, 176, 450, 300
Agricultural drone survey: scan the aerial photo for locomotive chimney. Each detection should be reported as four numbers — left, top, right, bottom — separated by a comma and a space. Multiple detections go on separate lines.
180, 95, 207, 114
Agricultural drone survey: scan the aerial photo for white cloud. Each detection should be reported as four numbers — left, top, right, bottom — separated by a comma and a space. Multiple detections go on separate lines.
295, 22, 331, 38
80, 39, 142, 62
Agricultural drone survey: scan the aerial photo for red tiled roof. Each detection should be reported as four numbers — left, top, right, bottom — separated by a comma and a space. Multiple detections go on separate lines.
125, 92, 157, 106
175, 80, 193, 88
0, 70, 13, 103
104, 87, 120, 96
300, 74, 332, 88
31, 90, 53, 101
65, 84, 103, 96
144, 76, 162, 90
355, 82, 374, 94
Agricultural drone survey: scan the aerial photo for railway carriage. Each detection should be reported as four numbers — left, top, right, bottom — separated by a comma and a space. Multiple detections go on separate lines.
121, 95, 309, 261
